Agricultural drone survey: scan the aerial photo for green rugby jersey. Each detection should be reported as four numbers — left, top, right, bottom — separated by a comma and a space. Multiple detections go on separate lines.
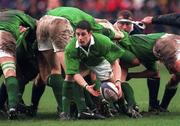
47, 7, 115, 39
117, 31, 166, 71
0, 10, 36, 40
65, 33, 124, 74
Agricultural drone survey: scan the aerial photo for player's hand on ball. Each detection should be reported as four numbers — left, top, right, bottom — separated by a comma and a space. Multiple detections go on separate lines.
115, 82, 122, 98
86, 84, 100, 97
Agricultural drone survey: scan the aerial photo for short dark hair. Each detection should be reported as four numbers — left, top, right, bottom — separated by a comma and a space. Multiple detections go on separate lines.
117, 10, 133, 20
76, 20, 92, 32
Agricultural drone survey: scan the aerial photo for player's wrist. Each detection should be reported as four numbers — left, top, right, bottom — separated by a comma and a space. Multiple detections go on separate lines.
115, 80, 122, 90
83, 83, 88, 90
115, 79, 122, 84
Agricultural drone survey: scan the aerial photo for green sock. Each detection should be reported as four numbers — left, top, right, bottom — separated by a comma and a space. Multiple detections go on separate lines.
31, 83, 45, 109
62, 81, 73, 113
160, 87, 177, 109
160, 77, 178, 110
147, 77, 160, 107
47, 74, 63, 112
83, 89, 96, 110
121, 82, 136, 107
5, 77, 19, 108
93, 79, 101, 90
73, 83, 87, 112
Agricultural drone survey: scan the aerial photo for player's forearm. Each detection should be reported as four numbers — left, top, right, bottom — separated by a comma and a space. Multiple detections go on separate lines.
73, 73, 88, 88
152, 13, 180, 27
112, 60, 121, 82
112, 60, 123, 97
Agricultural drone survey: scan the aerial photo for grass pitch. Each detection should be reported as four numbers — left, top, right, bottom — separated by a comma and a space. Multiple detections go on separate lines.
0, 64, 180, 126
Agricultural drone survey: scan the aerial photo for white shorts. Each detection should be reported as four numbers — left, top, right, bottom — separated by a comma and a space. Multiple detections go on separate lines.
37, 15, 74, 52
0, 30, 16, 56
87, 59, 113, 81
0, 50, 13, 58
153, 34, 180, 73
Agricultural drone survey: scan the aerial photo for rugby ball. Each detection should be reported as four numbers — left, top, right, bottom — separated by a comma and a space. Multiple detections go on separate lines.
100, 82, 119, 102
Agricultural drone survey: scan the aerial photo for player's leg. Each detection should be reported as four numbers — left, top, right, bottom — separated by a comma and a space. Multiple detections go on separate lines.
147, 74, 160, 113
0, 31, 19, 119
73, 71, 105, 119
160, 74, 179, 111
0, 69, 7, 113
1, 58, 19, 119
83, 75, 96, 111
120, 50, 140, 113
37, 16, 73, 117
153, 34, 180, 112
39, 50, 64, 116
87, 61, 116, 118
61, 72, 105, 120
116, 67, 142, 118
25, 74, 46, 117
60, 75, 74, 119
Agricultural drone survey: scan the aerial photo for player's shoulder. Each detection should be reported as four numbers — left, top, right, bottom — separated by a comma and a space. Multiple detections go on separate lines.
93, 33, 111, 42
65, 37, 77, 51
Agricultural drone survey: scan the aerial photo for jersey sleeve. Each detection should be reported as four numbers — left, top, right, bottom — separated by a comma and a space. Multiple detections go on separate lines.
101, 28, 115, 40
152, 13, 180, 28
102, 36, 125, 63
64, 42, 80, 75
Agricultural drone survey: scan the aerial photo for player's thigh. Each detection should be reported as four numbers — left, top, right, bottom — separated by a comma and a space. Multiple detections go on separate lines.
37, 52, 51, 83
